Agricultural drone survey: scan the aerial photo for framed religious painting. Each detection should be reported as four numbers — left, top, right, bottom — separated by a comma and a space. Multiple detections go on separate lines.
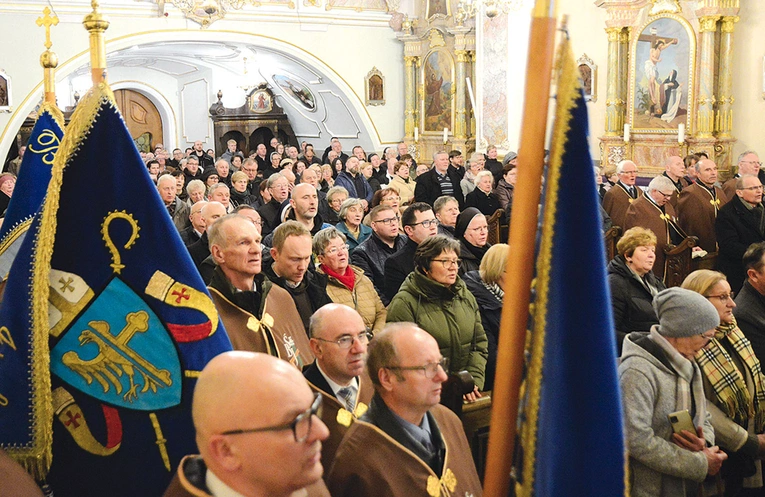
0, 70, 11, 113
629, 14, 696, 133
577, 54, 597, 102
273, 74, 316, 112
365, 67, 385, 106
249, 88, 273, 113
421, 49, 454, 133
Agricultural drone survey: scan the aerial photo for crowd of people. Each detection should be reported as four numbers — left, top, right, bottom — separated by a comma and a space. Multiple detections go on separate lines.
604, 151, 765, 496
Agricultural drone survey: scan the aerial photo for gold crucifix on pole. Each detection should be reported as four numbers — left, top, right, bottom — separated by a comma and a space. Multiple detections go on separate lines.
37, 7, 59, 50
37, 7, 60, 104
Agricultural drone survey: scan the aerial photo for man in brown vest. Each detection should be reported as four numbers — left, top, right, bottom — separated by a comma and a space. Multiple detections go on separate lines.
624, 175, 689, 282
327, 323, 483, 497
602, 160, 644, 228
207, 214, 314, 369
164, 351, 331, 497
678, 158, 728, 253
303, 304, 375, 477
661, 155, 690, 210
722, 150, 765, 201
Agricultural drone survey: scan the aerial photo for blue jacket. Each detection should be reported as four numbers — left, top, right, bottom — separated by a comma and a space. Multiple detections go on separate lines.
335, 171, 373, 203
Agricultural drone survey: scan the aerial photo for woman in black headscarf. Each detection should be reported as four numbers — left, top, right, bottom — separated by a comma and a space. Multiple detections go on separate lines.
455, 207, 491, 275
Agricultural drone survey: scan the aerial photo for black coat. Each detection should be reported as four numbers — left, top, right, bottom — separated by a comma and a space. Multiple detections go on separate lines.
257, 198, 287, 236
462, 270, 500, 391
715, 196, 765, 293
464, 188, 502, 218
414, 167, 465, 209
484, 158, 503, 186
351, 233, 408, 305
179, 225, 201, 247
733, 281, 765, 364
383, 238, 418, 303
607, 254, 666, 355
187, 232, 210, 270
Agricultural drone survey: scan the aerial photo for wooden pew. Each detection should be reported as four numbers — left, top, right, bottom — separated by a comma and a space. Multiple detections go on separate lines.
663, 236, 698, 287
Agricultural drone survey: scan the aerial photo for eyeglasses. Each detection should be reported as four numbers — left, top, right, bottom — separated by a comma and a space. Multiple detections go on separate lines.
706, 292, 735, 303
314, 331, 373, 349
656, 191, 674, 199
323, 245, 349, 256
432, 258, 461, 268
221, 392, 323, 443
383, 196, 401, 202
386, 357, 450, 379
741, 160, 763, 167
739, 185, 764, 192
407, 219, 438, 228
330, 198, 347, 205
372, 217, 398, 226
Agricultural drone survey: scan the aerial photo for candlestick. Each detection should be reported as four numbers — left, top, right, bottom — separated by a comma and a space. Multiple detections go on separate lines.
443, 127, 448, 144
414, 127, 419, 142
623, 123, 630, 143
677, 123, 685, 144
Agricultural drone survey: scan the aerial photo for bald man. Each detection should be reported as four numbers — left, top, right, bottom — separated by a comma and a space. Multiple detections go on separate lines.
327, 323, 483, 497
164, 351, 331, 497
188, 201, 227, 270
207, 214, 314, 368
158, 174, 191, 231
303, 304, 375, 474
181, 200, 207, 246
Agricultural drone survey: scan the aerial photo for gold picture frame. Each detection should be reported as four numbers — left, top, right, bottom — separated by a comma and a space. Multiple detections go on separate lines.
365, 67, 385, 106
0, 69, 11, 113
420, 48, 455, 133
577, 54, 597, 103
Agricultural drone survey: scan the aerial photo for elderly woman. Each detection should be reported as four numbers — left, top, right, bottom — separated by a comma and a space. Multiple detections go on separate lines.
387, 235, 488, 401
455, 207, 491, 275
608, 226, 666, 354
335, 198, 371, 255
0, 173, 15, 217
320, 164, 334, 192
313, 227, 386, 333
682, 270, 765, 495
322, 186, 348, 225
389, 161, 415, 205
465, 170, 502, 218
494, 163, 517, 213
229, 171, 252, 208
185, 179, 206, 205
461, 157, 484, 197
463, 243, 509, 392
620, 287, 726, 497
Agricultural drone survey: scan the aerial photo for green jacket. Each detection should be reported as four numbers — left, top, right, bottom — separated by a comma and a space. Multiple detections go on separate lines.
386, 269, 489, 390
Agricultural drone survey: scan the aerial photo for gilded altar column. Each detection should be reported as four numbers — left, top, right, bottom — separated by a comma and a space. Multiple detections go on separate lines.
454, 50, 469, 139
404, 55, 419, 138
605, 27, 625, 135
716, 16, 738, 138
697, 16, 719, 138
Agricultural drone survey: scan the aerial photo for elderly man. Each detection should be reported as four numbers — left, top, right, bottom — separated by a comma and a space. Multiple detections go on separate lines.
207, 214, 314, 367
662, 155, 690, 209
181, 200, 207, 246
327, 323, 483, 497
158, 174, 191, 231
164, 351, 330, 497
434, 195, 460, 238
334, 156, 372, 206
602, 160, 643, 228
257, 173, 290, 236
734, 243, 765, 363
352, 205, 408, 305
383, 203, 439, 302
321, 137, 348, 165
624, 175, 688, 282
304, 304, 375, 475
723, 151, 765, 200
678, 158, 728, 253
208, 183, 232, 213
240, 158, 261, 191
213, 159, 232, 186
414, 151, 465, 209
263, 221, 332, 331
716, 175, 765, 293
188, 201, 227, 269
396, 141, 418, 169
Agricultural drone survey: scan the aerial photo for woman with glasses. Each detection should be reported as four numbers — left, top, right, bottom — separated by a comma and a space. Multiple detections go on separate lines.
334, 198, 372, 256
455, 207, 492, 275
363, 188, 402, 227
608, 227, 666, 355
314, 227, 387, 333
389, 161, 415, 205
323, 186, 348, 225
681, 270, 765, 496
386, 235, 488, 401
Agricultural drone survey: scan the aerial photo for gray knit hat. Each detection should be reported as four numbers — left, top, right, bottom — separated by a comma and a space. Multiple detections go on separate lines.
652, 287, 720, 338
502, 151, 518, 166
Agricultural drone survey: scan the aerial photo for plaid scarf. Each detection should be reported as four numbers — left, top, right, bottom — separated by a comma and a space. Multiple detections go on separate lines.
695, 320, 765, 432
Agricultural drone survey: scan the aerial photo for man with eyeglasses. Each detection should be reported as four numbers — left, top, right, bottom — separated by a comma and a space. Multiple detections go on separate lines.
678, 158, 728, 253
257, 173, 291, 237
716, 175, 765, 293
303, 304, 375, 477
383, 202, 439, 303
734, 243, 765, 363
722, 151, 765, 201
164, 351, 331, 497
603, 159, 644, 228
207, 214, 315, 368
624, 175, 689, 282
327, 323, 482, 497
352, 205, 408, 305
181, 200, 207, 247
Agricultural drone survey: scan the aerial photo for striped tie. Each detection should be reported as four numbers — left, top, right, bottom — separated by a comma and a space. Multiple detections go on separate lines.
337, 386, 356, 412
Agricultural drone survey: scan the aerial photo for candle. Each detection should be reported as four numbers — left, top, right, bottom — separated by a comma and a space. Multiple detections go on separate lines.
623, 123, 630, 143
677, 123, 685, 144
414, 127, 419, 142
443, 128, 448, 144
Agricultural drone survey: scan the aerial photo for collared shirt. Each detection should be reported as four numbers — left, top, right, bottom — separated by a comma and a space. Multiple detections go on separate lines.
618, 180, 638, 198
316, 361, 358, 406
390, 409, 434, 452
206, 468, 247, 497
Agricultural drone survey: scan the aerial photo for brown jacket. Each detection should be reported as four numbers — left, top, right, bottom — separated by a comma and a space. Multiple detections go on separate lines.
327, 402, 483, 497
163, 455, 331, 497
603, 182, 644, 228
677, 182, 727, 253
208, 269, 314, 369
624, 196, 687, 282
319, 265, 387, 333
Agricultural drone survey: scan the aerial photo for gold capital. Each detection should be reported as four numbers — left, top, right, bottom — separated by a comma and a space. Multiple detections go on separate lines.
605, 27, 621, 42
36, 7, 59, 50
455, 50, 470, 63
721, 16, 739, 33
698, 16, 719, 33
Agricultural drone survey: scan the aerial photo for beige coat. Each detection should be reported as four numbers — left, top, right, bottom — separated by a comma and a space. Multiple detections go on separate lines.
318, 265, 386, 333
